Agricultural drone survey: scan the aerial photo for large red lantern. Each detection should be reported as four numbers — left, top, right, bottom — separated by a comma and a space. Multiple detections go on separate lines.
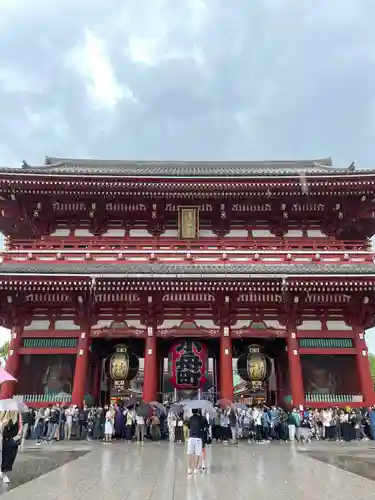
169, 340, 207, 390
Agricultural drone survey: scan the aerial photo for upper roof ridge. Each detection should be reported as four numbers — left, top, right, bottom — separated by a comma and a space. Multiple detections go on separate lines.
1, 156, 372, 178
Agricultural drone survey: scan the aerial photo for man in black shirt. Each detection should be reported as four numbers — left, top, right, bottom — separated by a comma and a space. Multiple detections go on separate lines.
187, 409, 206, 474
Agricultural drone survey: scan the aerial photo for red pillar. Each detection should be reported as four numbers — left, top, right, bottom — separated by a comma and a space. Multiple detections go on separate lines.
220, 327, 234, 401
0, 324, 23, 400
354, 329, 374, 405
142, 327, 157, 402
287, 330, 304, 407
71, 331, 90, 407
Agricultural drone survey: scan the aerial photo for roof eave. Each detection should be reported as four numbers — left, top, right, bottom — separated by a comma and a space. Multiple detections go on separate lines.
2, 171, 375, 181
0, 272, 374, 278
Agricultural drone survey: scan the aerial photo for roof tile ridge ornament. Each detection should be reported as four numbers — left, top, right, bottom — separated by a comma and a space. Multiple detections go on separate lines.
348, 160, 356, 173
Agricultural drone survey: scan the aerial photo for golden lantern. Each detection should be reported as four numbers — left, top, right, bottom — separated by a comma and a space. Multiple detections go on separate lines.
237, 344, 272, 384
105, 344, 139, 382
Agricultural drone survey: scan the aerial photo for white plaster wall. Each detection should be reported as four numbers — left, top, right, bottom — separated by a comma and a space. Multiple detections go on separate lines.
307, 229, 325, 237
284, 230, 303, 237
326, 320, 352, 331
298, 320, 322, 330
225, 229, 248, 237
74, 229, 92, 237
252, 229, 274, 237
160, 229, 179, 237
102, 229, 126, 237
50, 228, 70, 237
55, 320, 80, 330
129, 229, 150, 237
24, 320, 50, 330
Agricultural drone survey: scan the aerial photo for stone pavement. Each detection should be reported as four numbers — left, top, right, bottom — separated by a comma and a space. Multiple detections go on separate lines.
2, 440, 375, 499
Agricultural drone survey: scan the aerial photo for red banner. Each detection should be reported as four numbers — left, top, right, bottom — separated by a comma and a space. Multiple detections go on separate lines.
169, 340, 207, 390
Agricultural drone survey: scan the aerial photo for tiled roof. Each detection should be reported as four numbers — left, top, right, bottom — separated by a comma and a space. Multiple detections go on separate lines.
0, 262, 374, 276
0, 157, 366, 178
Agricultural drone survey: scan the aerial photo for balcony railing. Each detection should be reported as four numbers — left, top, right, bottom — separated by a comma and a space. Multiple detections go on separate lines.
20, 394, 72, 404
8, 237, 371, 252
305, 393, 363, 404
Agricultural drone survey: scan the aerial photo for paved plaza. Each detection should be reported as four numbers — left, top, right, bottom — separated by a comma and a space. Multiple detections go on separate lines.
1, 440, 375, 499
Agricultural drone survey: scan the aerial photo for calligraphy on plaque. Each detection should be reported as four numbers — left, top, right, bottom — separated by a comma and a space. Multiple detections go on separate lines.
169, 340, 207, 390
178, 207, 199, 239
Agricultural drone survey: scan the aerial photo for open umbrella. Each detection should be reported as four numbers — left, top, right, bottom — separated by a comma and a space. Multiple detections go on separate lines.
217, 398, 233, 409
0, 398, 28, 413
124, 397, 138, 408
234, 403, 248, 410
182, 400, 215, 411
136, 402, 151, 418
170, 403, 183, 414
0, 367, 16, 384
149, 401, 166, 414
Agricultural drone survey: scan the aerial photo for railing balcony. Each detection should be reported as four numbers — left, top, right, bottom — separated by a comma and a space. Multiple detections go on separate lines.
305, 393, 363, 404
7, 237, 371, 252
20, 394, 72, 404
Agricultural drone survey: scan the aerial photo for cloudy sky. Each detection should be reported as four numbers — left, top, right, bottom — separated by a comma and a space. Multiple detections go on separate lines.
1, 1, 375, 348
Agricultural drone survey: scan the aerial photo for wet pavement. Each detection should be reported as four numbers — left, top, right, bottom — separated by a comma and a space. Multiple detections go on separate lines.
1, 440, 375, 499
305, 444, 375, 482
0, 445, 89, 496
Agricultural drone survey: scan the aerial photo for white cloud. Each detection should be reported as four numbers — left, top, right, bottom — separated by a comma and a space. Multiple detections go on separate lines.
67, 28, 133, 110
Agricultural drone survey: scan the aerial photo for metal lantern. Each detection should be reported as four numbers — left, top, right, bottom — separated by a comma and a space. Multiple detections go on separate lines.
105, 344, 139, 383
237, 344, 272, 384
169, 340, 207, 390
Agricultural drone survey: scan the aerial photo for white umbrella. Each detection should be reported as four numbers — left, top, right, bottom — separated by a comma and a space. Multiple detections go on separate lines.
149, 401, 167, 414
0, 399, 28, 413
182, 399, 216, 411
234, 403, 248, 410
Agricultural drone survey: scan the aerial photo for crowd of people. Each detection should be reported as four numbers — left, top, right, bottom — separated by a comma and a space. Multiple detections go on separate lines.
20, 404, 166, 444
17, 403, 375, 446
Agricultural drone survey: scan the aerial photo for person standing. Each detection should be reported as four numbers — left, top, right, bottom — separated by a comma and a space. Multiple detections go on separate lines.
104, 407, 114, 443
167, 411, 176, 442
21, 410, 32, 447
0, 411, 22, 484
135, 412, 145, 445
46, 405, 59, 443
34, 408, 45, 446
187, 409, 205, 475
175, 413, 184, 443
228, 407, 238, 444
287, 408, 301, 441
65, 406, 74, 441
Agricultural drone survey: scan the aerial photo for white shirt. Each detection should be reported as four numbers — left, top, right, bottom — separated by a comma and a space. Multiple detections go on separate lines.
322, 411, 331, 427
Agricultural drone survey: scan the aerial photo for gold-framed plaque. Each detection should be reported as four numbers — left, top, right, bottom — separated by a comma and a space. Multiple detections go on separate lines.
178, 206, 199, 239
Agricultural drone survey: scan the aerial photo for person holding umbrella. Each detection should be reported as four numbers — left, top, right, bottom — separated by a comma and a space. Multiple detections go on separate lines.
0, 402, 23, 484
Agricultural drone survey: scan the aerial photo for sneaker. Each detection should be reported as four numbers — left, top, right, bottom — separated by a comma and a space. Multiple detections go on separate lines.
187, 468, 193, 475
2, 475, 9, 484
193, 469, 198, 474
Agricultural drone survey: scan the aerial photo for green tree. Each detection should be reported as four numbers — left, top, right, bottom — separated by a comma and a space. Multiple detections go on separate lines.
368, 353, 375, 380
0, 340, 9, 364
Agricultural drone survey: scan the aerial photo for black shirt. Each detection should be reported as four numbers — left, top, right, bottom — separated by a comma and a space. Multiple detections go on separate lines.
50, 409, 58, 424
187, 414, 206, 439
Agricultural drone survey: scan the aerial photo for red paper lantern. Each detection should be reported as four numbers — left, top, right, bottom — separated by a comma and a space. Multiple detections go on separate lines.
169, 340, 207, 390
